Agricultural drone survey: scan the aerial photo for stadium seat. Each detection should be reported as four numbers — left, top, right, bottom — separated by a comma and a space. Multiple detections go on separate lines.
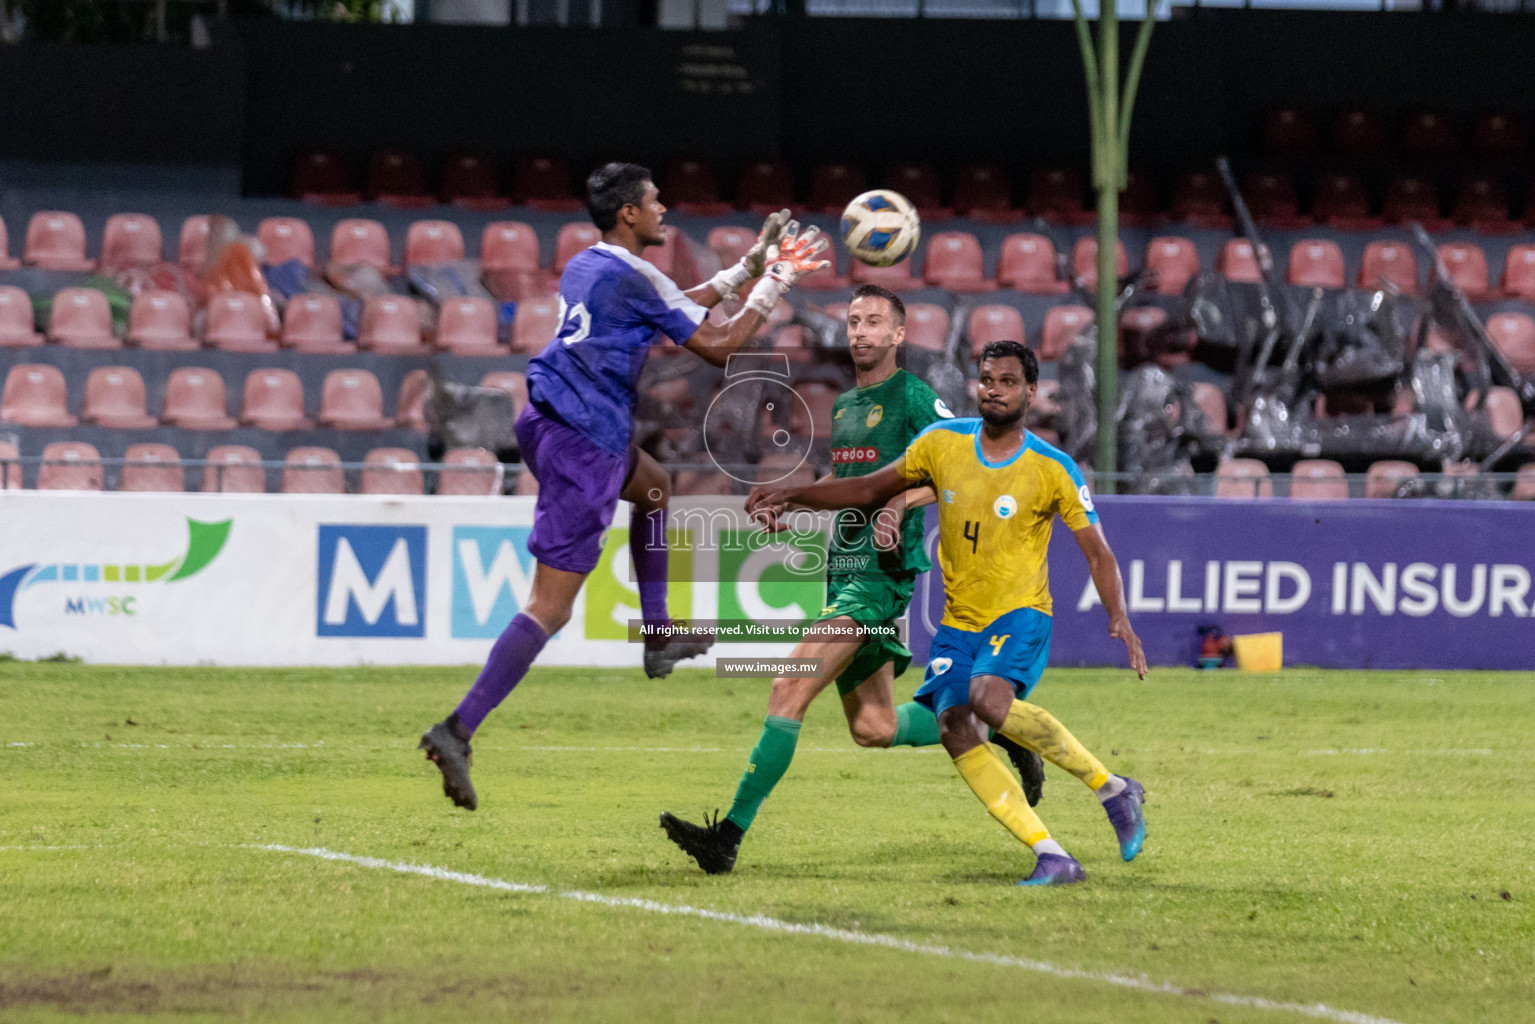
291, 149, 359, 205
405, 220, 466, 266
513, 468, 539, 495
480, 371, 528, 414
1214, 457, 1273, 498
1486, 312, 1535, 375
1511, 462, 1535, 500
512, 294, 561, 354
1119, 306, 1177, 366
967, 305, 1026, 357
886, 162, 944, 213
953, 164, 1015, 220
1364, 460, 1419, 498
0, 215, 18, 269
319, 369, 391, 430
1, 364, 76, 427
1471, 112, 1526, 157
126, 289, 196, 351
163, 367, 236, 429
641, 225, 682, 278
849, 253, 917, 291
1500, 244, 1535, 299
281, 294, 351, 354
1402, 111, 1457, 155
511, 153, 580, 211
1289, 459, 1348, 500
791, 380, 838, 438
661, 156, 730, 215
1027, 167, 1087, 222
82, 366, 156, 429
331, 219, 394, 272
437, 447, 502, 496
554, 222, 601, 273
735, 158, 795, 212
1040, 305, 1092, 361
806, 161, 865, 213
1434, 242, 1491, 297
0, 286, 41, 346
996, 233, 1067, 294
923, 231, 992, 292
202, 445, 266, 493
481, 221, 541, 272
258, 217, 315, 268
1311, 171, 1375, 229
1191, 381, 1229, 434
1144, 236, 1200, 295
176, 214, 210, 270
1357, 241, 1417, 294
1262, 107, 1318, 155
48, 287, 118, 348
240, 368, 312, 430
1332, 108, 1388, 154
436, 296, 501, 355
360, 448, 425, 495
1473, 386, 1524, 439
120, 443, 184, 493
1070, 237, 1129, 290
37, 441, 102, 491
365, 148, 431, 207
282, 447, 345, 494
24, 211, 93, 270
706, 225, 756, 269
1171, 171, 1228, 226
1118, 170, 1160, 227
100, 213, 162, 266
396, 370, 429, 431
1286, 240, 1346, 288
1217, 239, 1264, 283
357, 295, 424, 353
1383, 174, 1444, 226
205, 291, 276, 352
904, 303, 950, 353
1452, 174, 1513, 231
440, 150, 507, 210
0, 439, 20, 489
1244, 171, 1305, 228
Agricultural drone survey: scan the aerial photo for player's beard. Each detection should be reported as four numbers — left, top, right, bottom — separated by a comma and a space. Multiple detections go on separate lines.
979, 400, 1024, 429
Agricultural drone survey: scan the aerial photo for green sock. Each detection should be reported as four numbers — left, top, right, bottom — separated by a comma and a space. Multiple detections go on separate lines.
725, 715, 801, 832
891, 702, 941, 747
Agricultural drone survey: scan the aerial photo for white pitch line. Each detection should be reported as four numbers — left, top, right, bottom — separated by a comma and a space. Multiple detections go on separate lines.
254, 844, 1411, 1024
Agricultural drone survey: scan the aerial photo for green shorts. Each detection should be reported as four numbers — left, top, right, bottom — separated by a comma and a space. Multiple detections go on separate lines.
816, 572, 916, 696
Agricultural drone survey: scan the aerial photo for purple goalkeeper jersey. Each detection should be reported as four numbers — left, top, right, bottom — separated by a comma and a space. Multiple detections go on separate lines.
526, 241, 708, 456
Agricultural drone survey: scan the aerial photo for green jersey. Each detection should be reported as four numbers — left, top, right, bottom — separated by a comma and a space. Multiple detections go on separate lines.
826, 368, 954, 578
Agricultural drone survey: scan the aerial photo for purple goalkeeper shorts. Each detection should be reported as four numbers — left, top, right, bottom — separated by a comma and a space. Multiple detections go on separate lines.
515, 402, 633, 574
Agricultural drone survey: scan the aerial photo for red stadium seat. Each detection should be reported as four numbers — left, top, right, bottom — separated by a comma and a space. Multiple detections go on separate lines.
1383, 174, 1444, 227
512, 153, 580, 211
903, 303, 950, 353
440, 151, 507, 210
0, 439, 20, 490
1289, 459, 1348, 500
1452, 174, 1513, 231
24, 211, 94, 270
1040, 305, 1092, 361
735, 158, 795, 212
360, 448, 425, 495
1471, 112, 1527, 157
1358, 242, 1417, 294
1119, 306, 1174, 364
661, 156, 729, 215
436, 296, 501, 355
480, 371, 528, 414
923, 231, 991, 292
0, 286, 41, 347
1331, 108, 1388, 154
641, 225, 682, 278
121, 444, 184, 493
707, 225, 755, 268
1027, 167, 1087, 222
481, 222, 541, 272
1144, 236, 1200, 295
1512, 463, 1535, 500
82, 366, 156, 429
996, 233, 1067, 294
0, 215, 18, 269
1191, 381, 1229, 434
281, 294, 352, 354
319, 369, 390, 430
1262, 107, 1318, 155
1403, 111, 1457, 155
331, 219, 394, 272
849, 254, 917, 291
37, 441, 102, 491
282, 447, 345, 494
365, 148, 431, 208
437, 448, 502, 496
554, 222, 601, 273
1286, 240, 1345, 288
1434, 242, 1491, 297
101, 213, 162, 267
396, 369, 429, 431
291, 149, 359, 205
772, 325, 805, 350
357, 295, 424, 353
1171, 171, 1228, 226
512, 294, 561, 354
1071, 236, 1128, 291
49, 287, 118, 348
405, 220, 466, 266
1118, 170, 1159, 227
1501, 244, 1535, 299
163, 367, 236, 429
953, 164, 1016, 220
1244, 171, 1305, 228
177, 215, 211, 271
1311, 171, 1375, 229
202, 445, 266, 493
967, 305, 1026, 357
513, 467, 539, 495
1217, 239, 1264, 283
1365, 460, 1419, 498
240, 368, 312, 430
205, 291, 276, 352
1, 364, 76, 427
1483, 387, 1526, 438
886, 162, 944, 213
806, 161, 865, 213
1214, 457, 1273, 499
258, 217, 315, 268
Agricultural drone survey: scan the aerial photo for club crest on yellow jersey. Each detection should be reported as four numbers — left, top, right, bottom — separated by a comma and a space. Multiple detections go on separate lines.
993, 495, 1017, 519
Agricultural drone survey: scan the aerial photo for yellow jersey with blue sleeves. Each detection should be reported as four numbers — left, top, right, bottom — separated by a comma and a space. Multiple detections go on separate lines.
900, 418, 1098, 629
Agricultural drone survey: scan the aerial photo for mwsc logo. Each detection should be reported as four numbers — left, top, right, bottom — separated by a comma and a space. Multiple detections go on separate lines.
317, 525, 427, 638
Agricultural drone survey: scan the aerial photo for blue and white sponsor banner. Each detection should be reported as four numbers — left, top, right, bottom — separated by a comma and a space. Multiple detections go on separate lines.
910, 496, 1535, 671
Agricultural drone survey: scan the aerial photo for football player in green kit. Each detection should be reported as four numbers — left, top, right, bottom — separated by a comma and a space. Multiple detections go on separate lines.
660, 284, 1045, 874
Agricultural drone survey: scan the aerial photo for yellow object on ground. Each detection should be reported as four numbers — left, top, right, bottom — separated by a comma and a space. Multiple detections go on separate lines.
1232, 632, 1283, 672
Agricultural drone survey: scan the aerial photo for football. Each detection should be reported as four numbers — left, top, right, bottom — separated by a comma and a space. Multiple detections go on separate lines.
839, 189, 921, 267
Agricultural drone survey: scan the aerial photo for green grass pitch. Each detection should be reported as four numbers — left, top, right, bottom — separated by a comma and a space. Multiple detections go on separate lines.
1, 662, 1532, 1023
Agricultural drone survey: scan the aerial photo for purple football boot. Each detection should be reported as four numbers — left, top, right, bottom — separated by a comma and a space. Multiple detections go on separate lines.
1102, 777, 1147, 861
1016, 852, 1086, 887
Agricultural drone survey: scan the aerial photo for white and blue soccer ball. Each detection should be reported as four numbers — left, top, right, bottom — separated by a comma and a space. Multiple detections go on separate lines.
840, 189, 921, 268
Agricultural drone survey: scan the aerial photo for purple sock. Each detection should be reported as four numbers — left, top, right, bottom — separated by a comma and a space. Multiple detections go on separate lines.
453, 612, 548, 735
630, 504, 670, 626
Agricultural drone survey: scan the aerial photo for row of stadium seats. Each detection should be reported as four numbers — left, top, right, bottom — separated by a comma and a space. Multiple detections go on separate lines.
1259, 108, 1532, 160
1214, 457, 1535, 501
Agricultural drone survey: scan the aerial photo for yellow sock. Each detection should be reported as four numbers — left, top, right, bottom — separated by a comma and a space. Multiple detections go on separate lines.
953, 744, 1050, 848
999, 700, 1112, 791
